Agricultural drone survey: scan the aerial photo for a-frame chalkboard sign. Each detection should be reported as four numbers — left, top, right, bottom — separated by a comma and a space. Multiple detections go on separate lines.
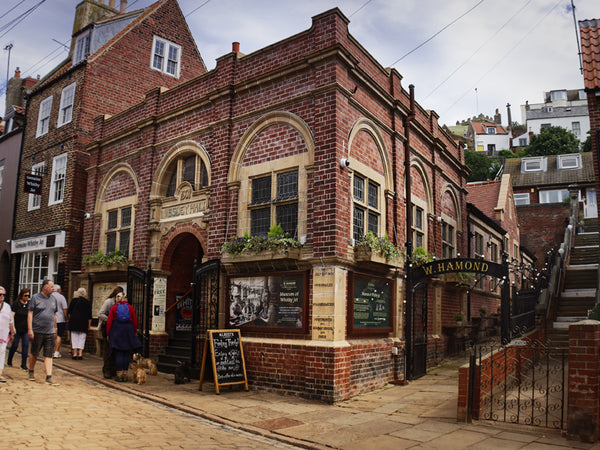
199, 329, 249, 394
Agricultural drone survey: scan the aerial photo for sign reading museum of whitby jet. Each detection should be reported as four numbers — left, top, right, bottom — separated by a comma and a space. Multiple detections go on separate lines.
412, 258, 508, 283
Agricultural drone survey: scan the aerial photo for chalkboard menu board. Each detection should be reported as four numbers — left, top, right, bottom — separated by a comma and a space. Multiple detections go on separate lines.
199, 329, 248, 394
351, 274, 393, 332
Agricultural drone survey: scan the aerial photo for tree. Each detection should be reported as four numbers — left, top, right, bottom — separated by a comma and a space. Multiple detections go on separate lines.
582, 133, 592, 152
526, 126, 580, 156
465, 151, 501, 182
510, 121, 526, 137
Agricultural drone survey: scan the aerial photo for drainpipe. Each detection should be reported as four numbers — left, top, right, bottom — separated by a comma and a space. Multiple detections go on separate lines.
404, 85, 416, 379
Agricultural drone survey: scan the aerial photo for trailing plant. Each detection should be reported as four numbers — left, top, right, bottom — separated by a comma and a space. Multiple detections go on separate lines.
457, 272, 475, 284
479, 307, 487, 317
221, 225, 301, 255
83, 250, 129, 267
411, 246, 434, 266
355, 232, 403, 261
454, 312, 463, 322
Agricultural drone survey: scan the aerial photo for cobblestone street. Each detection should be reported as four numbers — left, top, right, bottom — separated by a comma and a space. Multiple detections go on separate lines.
2, 362, 297, 450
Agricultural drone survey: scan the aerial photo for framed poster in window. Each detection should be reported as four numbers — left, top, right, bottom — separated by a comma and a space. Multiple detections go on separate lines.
227, 272, 306, 333
348, 272, 393, 335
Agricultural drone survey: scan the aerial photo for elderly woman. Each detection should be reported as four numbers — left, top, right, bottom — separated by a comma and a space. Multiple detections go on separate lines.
67, 287, 92, 360
0, 285, 16, 382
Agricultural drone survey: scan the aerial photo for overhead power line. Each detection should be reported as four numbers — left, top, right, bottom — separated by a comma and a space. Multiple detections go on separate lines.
441, 0, 563, 117
0, 0, 46, 40
389, 0, 486, 67
423, 0, 533, 102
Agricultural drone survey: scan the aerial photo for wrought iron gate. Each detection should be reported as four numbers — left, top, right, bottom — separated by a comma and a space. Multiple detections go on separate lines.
191, 259, 220, 366
127, 266, 152, 357
470, 342, 567, 429
409, 282, 428, 379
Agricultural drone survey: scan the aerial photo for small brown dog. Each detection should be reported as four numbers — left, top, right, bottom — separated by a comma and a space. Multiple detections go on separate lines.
132, 353, 158, 376
133, 366, 147, 385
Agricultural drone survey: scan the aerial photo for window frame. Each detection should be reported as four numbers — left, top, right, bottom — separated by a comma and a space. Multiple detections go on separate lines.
48, 153, 68, 206
105, 205, 133, 257
36, 96, 53, 137
539, 189, 570, 204
28, 162, 45, 211
513, 193, 530, 205
521, 157, 546, 173
73, 31, 91, 65
249, 169, 299, 238
352, 173, 381, 242
151, 35, 181, 78
441, 222, 455, 259
412, 205, 425, 249
57, 82, 76, 127
558, 153, 581, 170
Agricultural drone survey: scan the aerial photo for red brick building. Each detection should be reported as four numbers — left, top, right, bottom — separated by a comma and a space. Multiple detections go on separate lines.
11, 0, 206, 298
82, 6, 476, 401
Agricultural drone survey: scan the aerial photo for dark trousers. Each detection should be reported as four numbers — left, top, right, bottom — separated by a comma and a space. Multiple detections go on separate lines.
101, 329, 116, 377
8, 331, 30, 368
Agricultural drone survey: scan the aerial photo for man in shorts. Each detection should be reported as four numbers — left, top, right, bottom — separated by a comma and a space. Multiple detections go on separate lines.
28, 279, 60, 385
52, 284, 68, 358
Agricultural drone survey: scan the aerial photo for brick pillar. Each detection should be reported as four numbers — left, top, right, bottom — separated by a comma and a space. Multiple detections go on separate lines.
568, 320, 600, 442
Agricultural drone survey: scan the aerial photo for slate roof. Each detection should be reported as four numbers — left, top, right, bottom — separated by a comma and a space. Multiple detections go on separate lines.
466, 180, 501, 220
504, 152, 596, 188
471, 121, 508, 135
526, 105, 588, 119
580, 19, 600, 90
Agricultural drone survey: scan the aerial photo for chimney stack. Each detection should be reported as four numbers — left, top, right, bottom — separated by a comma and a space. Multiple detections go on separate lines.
232, 42, 240, 53
109, 0, 116, 7
494, 108, 501, 125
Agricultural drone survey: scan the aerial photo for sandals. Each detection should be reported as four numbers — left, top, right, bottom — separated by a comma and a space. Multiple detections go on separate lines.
0, 376, 7, 383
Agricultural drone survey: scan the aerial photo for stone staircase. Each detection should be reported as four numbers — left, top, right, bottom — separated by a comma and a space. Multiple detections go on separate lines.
547, 218, 599, 348
157, 331, 194, 375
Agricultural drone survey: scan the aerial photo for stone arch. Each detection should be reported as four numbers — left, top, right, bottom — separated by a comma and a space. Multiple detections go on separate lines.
94, 163, 139, 213
410, 157, 434, 213
347, 117, 393, 192
440, 184, 463, 232
160, 222, 206, 268
228, 111, 315, 184
151, 140, 211, 200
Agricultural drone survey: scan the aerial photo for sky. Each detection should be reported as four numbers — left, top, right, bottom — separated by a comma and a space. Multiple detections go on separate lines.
0, 0, 597, 127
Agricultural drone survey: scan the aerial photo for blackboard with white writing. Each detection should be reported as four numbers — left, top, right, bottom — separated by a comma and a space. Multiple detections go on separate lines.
199, 329, 248, 394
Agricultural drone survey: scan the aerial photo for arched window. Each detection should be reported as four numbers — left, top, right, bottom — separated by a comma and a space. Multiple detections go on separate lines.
165, 154, 208, 197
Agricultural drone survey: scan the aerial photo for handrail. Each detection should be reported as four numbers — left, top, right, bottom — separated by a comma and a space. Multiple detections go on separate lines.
542, 189, 580, 322
164, 285, 193, 314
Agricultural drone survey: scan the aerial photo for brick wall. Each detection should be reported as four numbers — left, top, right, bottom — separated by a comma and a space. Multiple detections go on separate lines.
516, 203, 570, 269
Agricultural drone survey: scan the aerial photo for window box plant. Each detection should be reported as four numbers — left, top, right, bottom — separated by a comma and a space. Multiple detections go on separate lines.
83, 250, 129, 272
220, 224, 302, 263
354, 232, 404, 266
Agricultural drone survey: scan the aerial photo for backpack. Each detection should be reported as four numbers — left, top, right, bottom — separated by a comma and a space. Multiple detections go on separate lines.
115, 303, 131, 323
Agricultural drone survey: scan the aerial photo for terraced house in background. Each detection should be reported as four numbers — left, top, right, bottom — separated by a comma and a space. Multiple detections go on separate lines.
10, 0, 205, 296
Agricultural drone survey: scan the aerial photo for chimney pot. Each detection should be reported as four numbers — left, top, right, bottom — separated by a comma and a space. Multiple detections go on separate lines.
232, 42, 240, 53
109, 0, 116, 8
15, 68, 20, 78
120, 0, 127, 12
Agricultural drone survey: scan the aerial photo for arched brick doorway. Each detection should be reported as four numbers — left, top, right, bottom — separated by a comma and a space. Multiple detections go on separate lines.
163, 232, 203, 335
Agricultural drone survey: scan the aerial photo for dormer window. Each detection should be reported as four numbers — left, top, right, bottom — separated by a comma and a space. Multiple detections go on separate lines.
550, 90, 567, 101
73, 31, 91, 65
521, 157, 546, 173
486, 126, 496, 134
151, 36, 181, 78
542, 106, 553, 113
557, 153, 581, 170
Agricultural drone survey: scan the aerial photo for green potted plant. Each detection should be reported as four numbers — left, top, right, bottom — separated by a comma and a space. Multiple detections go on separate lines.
354, 232, 404, 264
454, 312, 464, 326
221, 224, 302, 261
83, 250, 129, 271
479, 307, 486, 317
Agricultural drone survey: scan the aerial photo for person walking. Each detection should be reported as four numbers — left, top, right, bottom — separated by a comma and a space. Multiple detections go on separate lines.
98, 286, 123, 378
52, 284, 68, 358
28, 279, 60, 386
107, 293, 141, 382
67, 287, 92, 360
7, 288, 31, 370
0, 286, 16, 382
